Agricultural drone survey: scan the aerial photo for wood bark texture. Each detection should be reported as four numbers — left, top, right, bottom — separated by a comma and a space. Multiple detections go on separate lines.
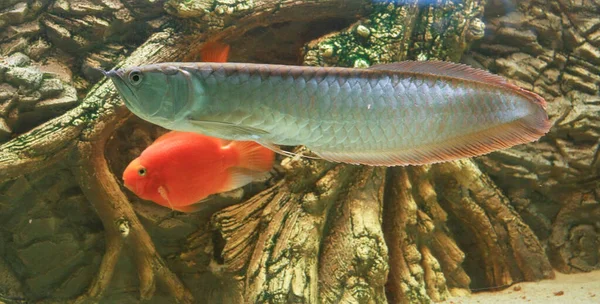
0, 0, 597, 303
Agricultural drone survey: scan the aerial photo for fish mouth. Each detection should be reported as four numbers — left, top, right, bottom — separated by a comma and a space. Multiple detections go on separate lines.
103, 68, 173, 126
103, 69, 146, 116
122, 177, 134, 192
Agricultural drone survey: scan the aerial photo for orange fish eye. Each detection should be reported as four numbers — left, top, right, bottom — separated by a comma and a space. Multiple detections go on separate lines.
138, 167, 147, 176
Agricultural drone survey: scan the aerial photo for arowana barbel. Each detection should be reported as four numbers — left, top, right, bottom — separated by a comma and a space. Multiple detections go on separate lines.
105, 61, 551, 166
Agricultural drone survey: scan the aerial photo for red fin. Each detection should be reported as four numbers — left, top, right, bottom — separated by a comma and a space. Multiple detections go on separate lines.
370, 61, 547, 109
228, 141, 274, 172
159, 185, 207, 213
158, 186, 175, 210
312, 114, 552, 166
220, 167, 269, 193
200, 41, 230, 63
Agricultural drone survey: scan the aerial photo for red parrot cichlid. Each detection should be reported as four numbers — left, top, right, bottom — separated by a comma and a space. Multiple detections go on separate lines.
122, 131, 274, 212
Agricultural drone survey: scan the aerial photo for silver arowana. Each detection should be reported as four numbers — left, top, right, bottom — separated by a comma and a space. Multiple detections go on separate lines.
105, 61, 551, 166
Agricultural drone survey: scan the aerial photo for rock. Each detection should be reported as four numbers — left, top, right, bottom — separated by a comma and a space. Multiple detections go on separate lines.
4, 66, 43, 89
38, 78, 64, 98
496, 52, 543, 84
16, 235, 80, 274
570, 15, 600, 35
0, 36, 28, 54
38, 58, 73, 83
0, 83, 17, 103
563, 26, 585, 49
41, 18, 75, 50
81, 44, 126, 81
62, 0, 107, 15
23, 247, 86, 299
158, 218, 197, 240
0, 3, 28, 29
0, 53, 80, 143
0, 117, 11, 140
13, 217, 62, 246
467, 18, 486, 41
165, 0, 214, 18
34, 85, 78, 111
496, 27, 538, 45
0, 0, 23, 11
0, 21, 41, 41
355, 24, 370, 38
574, 42, 600, 65
353, 58, 370, 68
24, 38, 50, 60
52, 262, 99, 298
0, 257, 24, 299
5, 52, 30, 67
561, 73, 598, 94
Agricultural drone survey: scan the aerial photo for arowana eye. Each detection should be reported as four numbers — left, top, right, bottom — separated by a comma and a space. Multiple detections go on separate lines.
129, 70, 143, 85
138, 167, 147, 176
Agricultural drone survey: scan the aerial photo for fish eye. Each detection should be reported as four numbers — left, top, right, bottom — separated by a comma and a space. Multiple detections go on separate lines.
129, 70, 143, 86
138, 167, 147, 176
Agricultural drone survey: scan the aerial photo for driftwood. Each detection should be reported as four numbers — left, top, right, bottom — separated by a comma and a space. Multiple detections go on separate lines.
0, 0, 598, 303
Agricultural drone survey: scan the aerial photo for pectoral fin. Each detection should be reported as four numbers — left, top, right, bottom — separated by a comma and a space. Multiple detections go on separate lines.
158, 186, 175, 211
188, 120, 269, 140
158, 185, 207, 213
256, 141, 322, 160
221, 167, 269, 193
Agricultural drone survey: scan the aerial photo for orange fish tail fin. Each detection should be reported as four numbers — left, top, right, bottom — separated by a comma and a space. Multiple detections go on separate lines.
229, 141, 275, 172
200, 41, 230, 63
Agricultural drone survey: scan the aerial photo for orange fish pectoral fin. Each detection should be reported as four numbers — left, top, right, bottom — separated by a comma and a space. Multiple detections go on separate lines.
200, 41, 230, 63
158, 186, 175, 211
220, 167, 268, 193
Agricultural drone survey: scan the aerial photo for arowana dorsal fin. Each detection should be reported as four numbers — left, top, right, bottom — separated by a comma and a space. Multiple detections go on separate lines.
369, 61, 547, 108
369, 61, 507, 85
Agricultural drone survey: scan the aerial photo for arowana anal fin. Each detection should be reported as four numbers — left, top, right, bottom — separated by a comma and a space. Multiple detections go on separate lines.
312, 117, 552, 166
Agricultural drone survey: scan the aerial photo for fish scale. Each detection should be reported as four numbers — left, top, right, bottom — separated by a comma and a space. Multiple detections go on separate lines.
107, 61, 551, 166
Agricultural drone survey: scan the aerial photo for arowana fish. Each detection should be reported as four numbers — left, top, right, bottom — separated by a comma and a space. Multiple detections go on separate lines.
122, 131, 274, 212
106, 59, 551, 166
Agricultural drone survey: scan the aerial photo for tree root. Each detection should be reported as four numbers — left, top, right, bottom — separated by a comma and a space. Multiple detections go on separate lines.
383, 167, 468, 304
435, 160, 555, 288
70, 129, 193, 303
318, 166, 388, 304
213, 157, 344, 302
213, 158, 392, 302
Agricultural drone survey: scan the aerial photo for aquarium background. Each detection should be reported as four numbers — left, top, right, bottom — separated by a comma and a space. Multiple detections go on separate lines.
0, 0, 599, 303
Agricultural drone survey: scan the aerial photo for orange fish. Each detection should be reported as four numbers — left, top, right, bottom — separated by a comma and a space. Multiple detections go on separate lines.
122, 131, 275, 212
